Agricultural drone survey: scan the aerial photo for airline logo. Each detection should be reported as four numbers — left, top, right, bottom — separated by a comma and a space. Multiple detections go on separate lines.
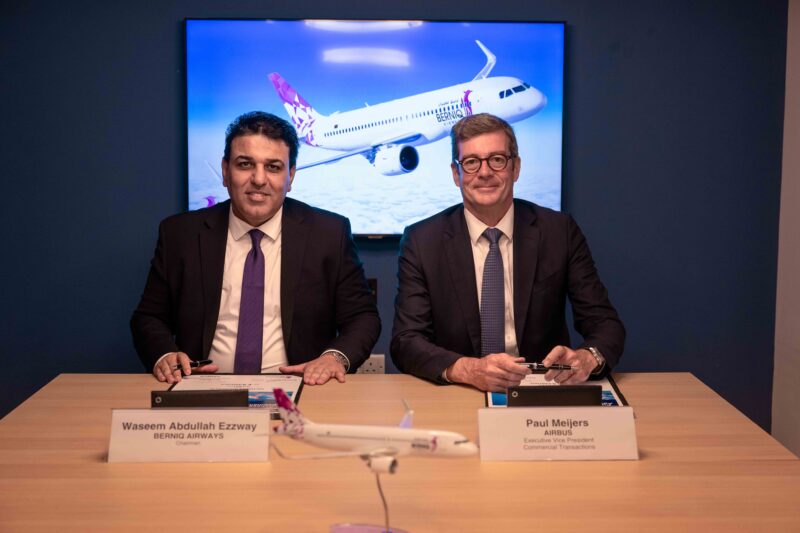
462, 90, 474, 117
268, 73, 318, 146
273, 389, 305, 437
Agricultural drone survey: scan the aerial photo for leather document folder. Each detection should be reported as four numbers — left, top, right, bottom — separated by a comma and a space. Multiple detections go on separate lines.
507, 385, 602, 407
151, 390, 249, 408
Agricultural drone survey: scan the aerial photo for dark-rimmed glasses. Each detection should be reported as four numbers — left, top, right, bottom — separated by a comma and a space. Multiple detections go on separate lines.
454, 154, 514, 174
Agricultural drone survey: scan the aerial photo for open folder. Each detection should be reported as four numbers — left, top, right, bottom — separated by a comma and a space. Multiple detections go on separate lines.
486, 374, 627, 408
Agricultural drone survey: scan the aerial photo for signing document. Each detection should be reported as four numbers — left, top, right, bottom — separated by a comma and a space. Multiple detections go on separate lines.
486, 374, 626, 407
171, 374, 303, 414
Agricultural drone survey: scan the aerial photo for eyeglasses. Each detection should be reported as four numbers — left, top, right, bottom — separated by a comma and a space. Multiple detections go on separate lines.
455, 154, 514, 174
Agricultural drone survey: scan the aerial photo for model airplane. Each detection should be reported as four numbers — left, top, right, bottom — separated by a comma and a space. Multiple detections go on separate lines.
269, 40, 547, 175
271, 388, 478, 473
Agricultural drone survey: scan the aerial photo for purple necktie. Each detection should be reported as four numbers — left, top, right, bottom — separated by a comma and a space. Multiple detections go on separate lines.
480, 228, 505, 356
234, 229, 265, 374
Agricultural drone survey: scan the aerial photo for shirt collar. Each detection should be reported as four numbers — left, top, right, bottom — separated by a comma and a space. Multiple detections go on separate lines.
228, 205, 283, 242
463, 203, 515, 246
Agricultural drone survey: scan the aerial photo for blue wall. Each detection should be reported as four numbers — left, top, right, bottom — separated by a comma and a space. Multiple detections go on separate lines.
0, 1, 786, 430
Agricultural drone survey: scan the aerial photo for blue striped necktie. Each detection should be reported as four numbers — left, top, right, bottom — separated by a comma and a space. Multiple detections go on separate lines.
234, 229, 265, 374
480, 228, 505, 356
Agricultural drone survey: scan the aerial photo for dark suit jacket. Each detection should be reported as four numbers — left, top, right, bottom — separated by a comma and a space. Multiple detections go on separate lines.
131, 198, 380, 372
390, 199, 624, 383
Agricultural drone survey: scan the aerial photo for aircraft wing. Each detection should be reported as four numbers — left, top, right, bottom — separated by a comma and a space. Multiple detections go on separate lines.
297, 133, 423, 170
205, 160, 223, 180
296, 148, 372, 170
361, 447, 399, 459
270, 442, 399, 460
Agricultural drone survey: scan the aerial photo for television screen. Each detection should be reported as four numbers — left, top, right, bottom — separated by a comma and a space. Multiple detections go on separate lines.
186, 19, 564, 235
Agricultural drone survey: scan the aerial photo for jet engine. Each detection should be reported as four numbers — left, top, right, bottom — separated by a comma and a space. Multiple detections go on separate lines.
373, 145, 419, 175
367, 456, 398, 474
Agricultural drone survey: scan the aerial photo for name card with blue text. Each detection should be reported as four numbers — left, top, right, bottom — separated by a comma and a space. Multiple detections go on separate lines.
108, 408, 270, 463
478, 406, 638, 461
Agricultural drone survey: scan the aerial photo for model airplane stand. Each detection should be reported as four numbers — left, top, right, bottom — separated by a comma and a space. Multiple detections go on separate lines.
270, 443, 407, 533
328, 472, 407, 533
270, 388, 478, 532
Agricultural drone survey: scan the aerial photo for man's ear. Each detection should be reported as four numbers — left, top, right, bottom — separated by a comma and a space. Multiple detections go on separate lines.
287, 166, 296, 192
451, 162, 461, 188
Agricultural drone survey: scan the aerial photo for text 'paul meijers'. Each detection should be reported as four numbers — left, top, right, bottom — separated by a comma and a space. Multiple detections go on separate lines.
526, 418, 590, 429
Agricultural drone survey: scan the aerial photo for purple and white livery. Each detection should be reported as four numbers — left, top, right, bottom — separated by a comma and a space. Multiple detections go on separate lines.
273, 388, 305, 438
268, 73, 320, 146
268, 40, 546, 176
270, 388, 477, 474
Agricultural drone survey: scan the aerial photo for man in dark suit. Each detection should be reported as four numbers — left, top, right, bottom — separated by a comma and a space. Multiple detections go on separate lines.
131, 112, 380, 385
391, 113, 624, 392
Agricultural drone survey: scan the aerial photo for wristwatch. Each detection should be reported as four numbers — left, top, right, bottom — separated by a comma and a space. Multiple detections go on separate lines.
585, 346, 606, 376
321, 350, 350, 372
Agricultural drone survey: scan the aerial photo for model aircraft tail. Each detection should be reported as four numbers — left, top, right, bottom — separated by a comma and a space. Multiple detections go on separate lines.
398, 399, 414, 428
268, 72, 323, 146
273, 388, 308, 437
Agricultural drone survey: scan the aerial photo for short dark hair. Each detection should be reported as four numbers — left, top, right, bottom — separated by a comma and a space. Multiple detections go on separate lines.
223, 111, 299, 168
450, 113, 518, 162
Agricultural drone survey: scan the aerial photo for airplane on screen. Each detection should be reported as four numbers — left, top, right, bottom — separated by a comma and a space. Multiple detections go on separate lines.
269, 40, 547, 175
270, 388, 478, 473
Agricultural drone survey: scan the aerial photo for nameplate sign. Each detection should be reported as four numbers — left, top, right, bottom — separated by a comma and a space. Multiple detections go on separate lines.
478, 406, 638, 461
108, 408, 270, 463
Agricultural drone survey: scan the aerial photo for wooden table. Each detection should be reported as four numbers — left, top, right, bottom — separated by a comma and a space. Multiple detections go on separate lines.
1, 373, 798, 532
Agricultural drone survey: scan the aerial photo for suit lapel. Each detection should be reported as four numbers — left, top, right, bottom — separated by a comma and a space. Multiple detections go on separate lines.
513, 201, 540, 348
443, 207, 482, 355
280, 198, 308, 357
199, 201, 230, 357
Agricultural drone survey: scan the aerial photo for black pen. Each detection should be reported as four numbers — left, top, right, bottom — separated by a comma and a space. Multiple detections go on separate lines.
520, 362, 572, 371
173, 359, 213, 371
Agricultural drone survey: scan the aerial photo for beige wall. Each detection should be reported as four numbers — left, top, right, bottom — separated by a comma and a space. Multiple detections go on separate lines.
773, 0, 800, 456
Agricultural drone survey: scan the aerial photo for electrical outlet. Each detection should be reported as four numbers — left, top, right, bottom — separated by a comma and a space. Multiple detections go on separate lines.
357, 354, 385, 374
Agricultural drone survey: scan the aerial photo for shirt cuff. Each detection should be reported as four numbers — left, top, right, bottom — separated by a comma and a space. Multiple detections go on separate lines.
321, 349, 350, 372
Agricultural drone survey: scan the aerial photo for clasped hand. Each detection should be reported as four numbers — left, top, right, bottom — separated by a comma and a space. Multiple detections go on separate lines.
448, 353, 531, 392
447, 346, 598, 392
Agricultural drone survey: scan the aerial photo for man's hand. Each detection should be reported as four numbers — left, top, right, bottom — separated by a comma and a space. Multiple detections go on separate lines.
446, 354, 530, 392
541, 346, 596, 385
152, 352, 219, 384
279, 353, 346, 386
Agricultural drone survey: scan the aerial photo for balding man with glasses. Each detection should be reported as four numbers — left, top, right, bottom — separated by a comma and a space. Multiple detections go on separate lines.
390, 113, 625, 392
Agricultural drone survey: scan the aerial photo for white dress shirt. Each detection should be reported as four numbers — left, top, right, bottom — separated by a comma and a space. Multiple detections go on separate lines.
463, 205, 519, 356
207, 207, 287, 373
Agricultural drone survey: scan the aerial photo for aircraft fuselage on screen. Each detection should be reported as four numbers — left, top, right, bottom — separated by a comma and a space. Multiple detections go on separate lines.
269, 40, 547, 175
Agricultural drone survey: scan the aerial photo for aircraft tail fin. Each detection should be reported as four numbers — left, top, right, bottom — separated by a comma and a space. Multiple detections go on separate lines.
268, 72, 323, 145
273, 388, 308, 437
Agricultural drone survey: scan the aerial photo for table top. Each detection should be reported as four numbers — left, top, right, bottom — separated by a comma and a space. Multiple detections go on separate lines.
1, 372, 799, 532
